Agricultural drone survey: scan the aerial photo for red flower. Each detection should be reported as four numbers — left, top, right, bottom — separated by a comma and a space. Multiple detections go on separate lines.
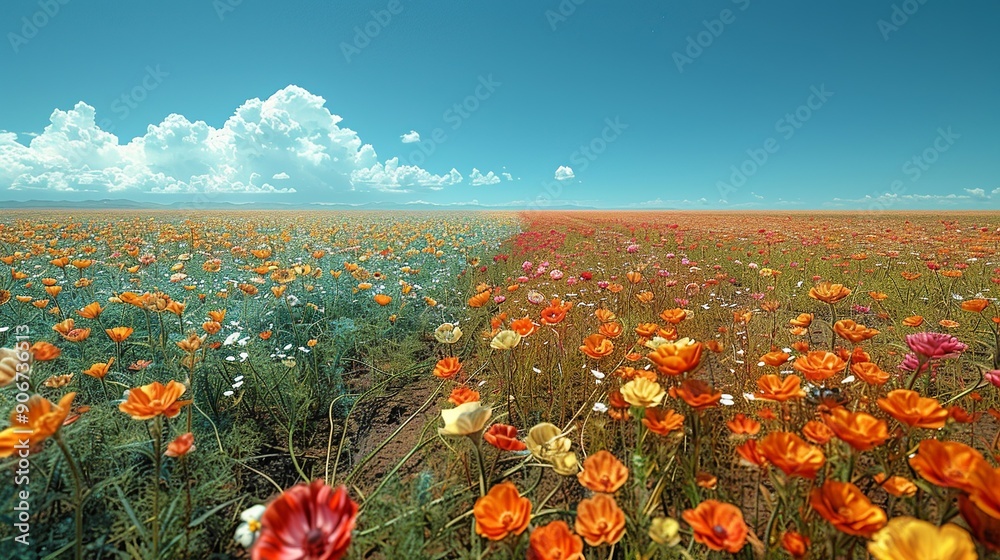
483, 424, 527, 451
252, 480, 358, 560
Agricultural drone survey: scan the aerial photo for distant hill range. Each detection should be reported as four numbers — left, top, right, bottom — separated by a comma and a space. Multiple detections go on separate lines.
0, 199, 598, 211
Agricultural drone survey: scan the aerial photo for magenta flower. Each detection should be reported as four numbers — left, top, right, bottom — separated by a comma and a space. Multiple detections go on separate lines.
898, 353, 933, 373
986, 369, 1000, 388
905, 332, 967, 360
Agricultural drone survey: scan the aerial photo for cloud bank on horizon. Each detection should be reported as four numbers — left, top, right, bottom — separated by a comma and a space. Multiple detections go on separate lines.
0, 85, 508, 201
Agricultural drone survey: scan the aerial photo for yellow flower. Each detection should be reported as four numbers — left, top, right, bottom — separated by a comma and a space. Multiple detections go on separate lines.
620, 377, 666, 408
868, 517, 977, 560
550, 451, 580, 476
525, 422, 577, 474
438, 402, 492, 437
649, 517, 681, 546
490, 330, 521, 351
434, 323, 463, 344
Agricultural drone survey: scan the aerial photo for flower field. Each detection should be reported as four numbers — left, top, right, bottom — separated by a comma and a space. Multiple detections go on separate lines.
2, 210, 1000, 558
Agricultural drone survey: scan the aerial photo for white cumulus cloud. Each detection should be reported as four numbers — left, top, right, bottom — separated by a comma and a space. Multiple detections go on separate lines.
400, 130, 420, 143
554, 165, 575, 181
469, 168, 500, 186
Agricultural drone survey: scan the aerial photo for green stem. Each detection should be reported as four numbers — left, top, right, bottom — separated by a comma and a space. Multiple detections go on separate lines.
54, 433, 84, 560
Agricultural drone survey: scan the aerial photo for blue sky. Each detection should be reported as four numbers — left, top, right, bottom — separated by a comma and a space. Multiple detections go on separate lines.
0, 0, 997, 209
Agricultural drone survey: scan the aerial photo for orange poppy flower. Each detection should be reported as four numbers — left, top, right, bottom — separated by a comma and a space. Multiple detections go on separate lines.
961, 298, 989, 313
834, 319, 879, 344
527, 520, 584, 560
781, 531, 810, 559
473, 481, 532, 541
877, 389, 948, 429
791, 340, 810, 353
579, 334, 614, 359
958, 494, 1000, 552
809, 281, 851, 304
901, 315, 924, 327
965, 464, 1000, 519
756, 374, 806, 402
760, 350, 790, 367
850, 347, 870, 363
626, 271, 643, 284
758, 432, 825, 479
873, 473, 917, 498
810, 480, 886, 537
598, 322, 623, 339
574, 494, 625, 546
0, 392, 75, 458
646, 338, 702, 376
735, 440, 768, 468
30, 341, 61, 361
642, 407, 684, 435
705, 339, 724, 353
792, 351, 846, 383
635, 322, 659, 338
77, 301, 103, 319
467, 290, 492, 308
789, 313, 813, 328
448, 386, 480, 406
659, 307, 687, 324
510, 317, 537, 336
119, 380, 191, 420
851, 362, 889, 385
593, 308, 616, 323
165, 432, 195, 458
577, 450, 628, 493
868, 291, 888, 301
373, 293, 392, 306
432, 357, 462, 379
823, 407, 889, 451
670, 379, 721, 410
52, 318, 91, 342
483, 424, 527, 451
726, 413, 761, 436
801, 420, 834, 445
105, 326, 134, 343
83, 358, 114, 380
682, 500, 748, 553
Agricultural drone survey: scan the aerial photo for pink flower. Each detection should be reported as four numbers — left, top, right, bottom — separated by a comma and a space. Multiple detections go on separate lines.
627, 244, 639, 253
905, 332, 967, 360
549, 269, 564, 280
986, 369, 1000, 388
493, 295, 506, 304
522, 261, 533, 272
517, 276, 529, 283
566, 277, 578, 286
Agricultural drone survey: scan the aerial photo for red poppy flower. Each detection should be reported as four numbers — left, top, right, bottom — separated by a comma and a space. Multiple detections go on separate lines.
252, 480, 358, 560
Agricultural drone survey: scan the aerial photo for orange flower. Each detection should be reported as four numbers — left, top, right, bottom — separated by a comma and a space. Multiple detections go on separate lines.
958, 494, 1000, 552
597, 322, 623, 339
789, 313, 813, 328
119, 380, 191, 420
902, 315, 924, 327
105, 326, 134, 343
801, 420, 834, 445
83, 358, 114, 380
755, 374, 806, 402
760, 350, 790, 367
473, 481, 531, 541
574, 494, 625, 546
735, 440, 768, 468
577, 450, 628, 493
670, 379, 721, 410
540, 299, 571, 325
834, 319, 879, 343
373, 294, 392, 306
961, 298, 989, 313
877, 389, 948, 429
594, 308, 617, 323
810, 481, 886, 537
432, 357, 462, 379
642, 407, 684, 435
793, 351, 846, 383
510, 317, 537, 336
965, 464, 1000, 519
165, 432, 195, 458
0, 393, 75, 458
30, 341, 61, 361
873, 473, 917, 498
467, 290, 492, 308
781, 531, 810, 559
909, 439, 988, 492
635, 323, 659, 338
726, 413, 761, 436
77, 301, 103, 319
52, 318, 91, 342
809, 281, 851, 304
659, 307, 687, 324
579, 334, 614, 359
823, 407, 888, 451
646, 338, 702, 376
527, 521, 584, 560
682, 500, 748, 553
851, 362, 889, 385
483, 424, 527, 451
758, 432, 825, 479
448, 386, 480, 406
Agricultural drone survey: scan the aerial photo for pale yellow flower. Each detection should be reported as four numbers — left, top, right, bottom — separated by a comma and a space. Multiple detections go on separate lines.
434, 323, 463, 344
620, 377, 666, 408
649, 517, 681, 546
490, 330, 522, 351
550, 451, 580, 476
524, 423, 571, 461
0, 347, 21, 388
868, 517, 977, 560
438, 401, 492, 437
